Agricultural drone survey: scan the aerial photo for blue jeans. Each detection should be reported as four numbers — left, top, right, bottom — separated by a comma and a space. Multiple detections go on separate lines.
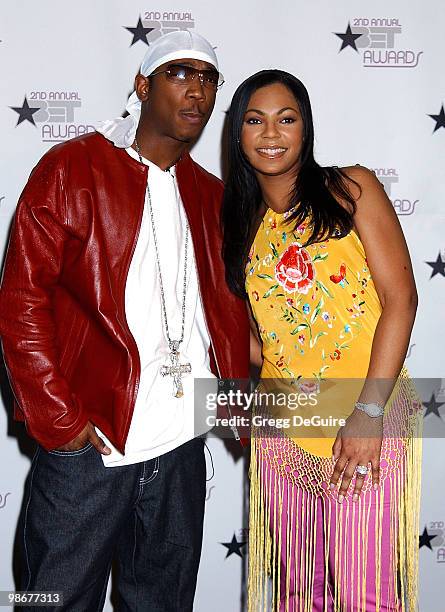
20, 437, 206, 611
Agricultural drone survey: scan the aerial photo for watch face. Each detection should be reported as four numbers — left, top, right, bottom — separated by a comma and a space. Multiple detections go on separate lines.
367, 404, 383, 417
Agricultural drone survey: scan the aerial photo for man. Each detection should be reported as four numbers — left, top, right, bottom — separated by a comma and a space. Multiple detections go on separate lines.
0, 31, 249, 611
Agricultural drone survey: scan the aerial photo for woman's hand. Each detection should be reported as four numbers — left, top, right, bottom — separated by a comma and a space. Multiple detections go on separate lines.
330, 409, 383, 503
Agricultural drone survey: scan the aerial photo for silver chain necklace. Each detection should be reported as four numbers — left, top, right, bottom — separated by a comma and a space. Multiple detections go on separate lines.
134, 139, 191, 398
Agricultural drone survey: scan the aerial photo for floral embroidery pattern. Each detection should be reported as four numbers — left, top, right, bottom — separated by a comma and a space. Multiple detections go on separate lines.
246, 210, 378, 380
329, 263, 348, 286
275, 243, 316, 294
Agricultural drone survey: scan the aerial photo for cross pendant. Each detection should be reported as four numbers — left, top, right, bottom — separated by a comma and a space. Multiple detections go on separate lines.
160, 342, 192, 398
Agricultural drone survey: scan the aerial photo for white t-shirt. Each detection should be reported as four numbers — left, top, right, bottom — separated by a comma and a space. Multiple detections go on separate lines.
96, 146, 217, 466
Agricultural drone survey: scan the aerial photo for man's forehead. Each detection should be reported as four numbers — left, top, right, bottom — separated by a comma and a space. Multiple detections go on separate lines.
155, 58, 217, 72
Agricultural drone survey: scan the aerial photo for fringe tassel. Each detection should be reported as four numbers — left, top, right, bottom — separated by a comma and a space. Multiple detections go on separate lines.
248, 366, 423, 611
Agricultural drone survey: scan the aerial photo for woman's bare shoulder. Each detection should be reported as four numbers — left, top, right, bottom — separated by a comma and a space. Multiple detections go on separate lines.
340, 165, 384, 200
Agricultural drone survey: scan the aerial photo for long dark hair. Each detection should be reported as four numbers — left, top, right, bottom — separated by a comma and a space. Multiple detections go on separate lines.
221, 69, 360, 298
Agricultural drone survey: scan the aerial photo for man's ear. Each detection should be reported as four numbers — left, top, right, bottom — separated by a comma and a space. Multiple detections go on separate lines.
134, 73, 150, 102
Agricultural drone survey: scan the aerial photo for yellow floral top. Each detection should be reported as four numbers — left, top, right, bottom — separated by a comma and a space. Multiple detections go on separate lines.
246, 206, 385, 456
246, 206, 383, 380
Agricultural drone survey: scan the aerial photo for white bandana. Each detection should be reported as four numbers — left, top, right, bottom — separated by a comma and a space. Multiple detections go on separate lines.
96, 30, 220, 148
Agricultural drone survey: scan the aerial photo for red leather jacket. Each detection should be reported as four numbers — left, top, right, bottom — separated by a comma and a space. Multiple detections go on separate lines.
0, 133, 249, 452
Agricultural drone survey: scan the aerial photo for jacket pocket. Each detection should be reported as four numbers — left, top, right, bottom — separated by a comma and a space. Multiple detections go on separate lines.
58, 312, 89, 379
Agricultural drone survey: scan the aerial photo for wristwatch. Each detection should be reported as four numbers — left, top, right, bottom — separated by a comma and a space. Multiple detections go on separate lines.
355, 401, 385, 418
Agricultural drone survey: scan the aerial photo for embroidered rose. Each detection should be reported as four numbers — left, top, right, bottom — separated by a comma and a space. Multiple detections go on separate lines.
298, 380, 320, 395
275, 243, 315, 294
276, 356, 285, 368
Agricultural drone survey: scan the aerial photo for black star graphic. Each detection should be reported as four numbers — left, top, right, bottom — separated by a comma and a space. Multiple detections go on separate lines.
423, 393, 445, 419
221, 534, 247, 559
10, 97, 40, 126
419, 526, 437, 550
428, 105, 445, 133
426, 252, 445, 279
334, 23, 363, 52
124, 17, 154, 46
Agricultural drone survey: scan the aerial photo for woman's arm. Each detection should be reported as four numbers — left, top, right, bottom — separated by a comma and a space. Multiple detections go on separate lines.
247, 302, 263, 368
330, 166, 417, 501
346, 165, 418, 381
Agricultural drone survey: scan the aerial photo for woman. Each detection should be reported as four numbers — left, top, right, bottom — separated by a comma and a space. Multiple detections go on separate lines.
221, 70, 422, 611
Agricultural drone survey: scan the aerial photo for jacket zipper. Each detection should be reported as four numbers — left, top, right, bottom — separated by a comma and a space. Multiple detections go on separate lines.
119, 170, 146, 450
195, 279, 224, 379
169, 170, 221, 377
189, 225, 241, 442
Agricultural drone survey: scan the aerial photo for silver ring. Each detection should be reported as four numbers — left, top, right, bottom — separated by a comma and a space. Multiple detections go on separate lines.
355, 464, 369, 477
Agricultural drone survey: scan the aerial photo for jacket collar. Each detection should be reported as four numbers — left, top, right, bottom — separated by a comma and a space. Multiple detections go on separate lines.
175, 151, 202, 220
100, 132, 195, 178
97, 131, 203, 226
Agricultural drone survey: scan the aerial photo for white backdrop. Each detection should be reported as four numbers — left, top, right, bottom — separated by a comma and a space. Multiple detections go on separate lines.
0, 1, 444, 610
